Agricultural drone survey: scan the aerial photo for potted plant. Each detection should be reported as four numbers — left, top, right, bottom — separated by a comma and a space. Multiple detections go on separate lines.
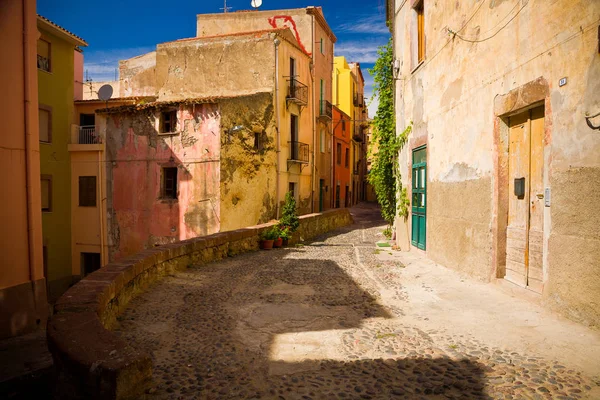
279, 192, 300, 242
259, 226, 279, 250
272, 226, 284, 248
279, 226, 291, 247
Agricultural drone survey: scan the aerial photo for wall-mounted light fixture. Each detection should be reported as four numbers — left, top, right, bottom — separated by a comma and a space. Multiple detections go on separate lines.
392, 58, 400, 79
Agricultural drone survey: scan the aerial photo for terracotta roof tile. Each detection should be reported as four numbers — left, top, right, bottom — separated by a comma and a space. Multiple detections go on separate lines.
37, 15, 87, 46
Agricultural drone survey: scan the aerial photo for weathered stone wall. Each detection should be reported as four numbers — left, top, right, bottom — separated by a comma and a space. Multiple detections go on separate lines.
155, 34, 276, 101
47, 208, 353, 399
218, 93, 278, 230
391, 0, 600, 325
99, 103, 221, 262
119, 51, 156, 98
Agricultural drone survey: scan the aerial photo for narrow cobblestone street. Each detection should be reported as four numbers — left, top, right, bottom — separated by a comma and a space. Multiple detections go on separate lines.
115, 204, 600, 399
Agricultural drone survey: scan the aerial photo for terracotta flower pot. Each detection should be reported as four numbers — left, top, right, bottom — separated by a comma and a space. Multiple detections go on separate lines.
273, 237, 283, 248
260, 239, 274, 250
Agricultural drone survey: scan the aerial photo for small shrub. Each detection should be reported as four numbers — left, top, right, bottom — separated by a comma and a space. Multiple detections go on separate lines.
280, 192, 300, 233
260, 226, 280, 241
382, 227, 392, 239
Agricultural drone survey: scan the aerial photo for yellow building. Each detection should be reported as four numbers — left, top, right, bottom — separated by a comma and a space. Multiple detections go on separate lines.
0, 0, 48, 340
37, 15, 87, 301
333, 56, 368, 205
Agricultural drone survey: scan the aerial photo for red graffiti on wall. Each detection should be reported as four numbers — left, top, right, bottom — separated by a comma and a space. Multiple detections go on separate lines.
268, 15, 311, 56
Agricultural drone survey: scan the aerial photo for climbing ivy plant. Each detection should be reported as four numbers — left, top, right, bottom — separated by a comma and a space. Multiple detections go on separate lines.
368, 37, 412, 226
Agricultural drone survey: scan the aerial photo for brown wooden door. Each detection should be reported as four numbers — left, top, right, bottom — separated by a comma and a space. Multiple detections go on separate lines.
505, 106, 544, 293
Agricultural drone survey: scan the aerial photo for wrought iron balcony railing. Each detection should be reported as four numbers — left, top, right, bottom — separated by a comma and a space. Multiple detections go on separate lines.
288, 141, 309, 163
70, 125, 104, 145
354, 93, 364, 107
319, 100, 332, 120
287, 78, 308, 106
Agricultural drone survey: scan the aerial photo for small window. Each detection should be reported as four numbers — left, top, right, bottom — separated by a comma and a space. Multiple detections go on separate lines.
288, 182, 296, 198
320, 38, 324, 54
37, 39, 51, 72
345, 148, 350, 167
162, 167, 178, 199
160, 110, 177, 133
342, 119, 346, 134
320, 129, 325, 153
254, 132, 263, 151
39, 107, 51, 143
336, 143, 342, 165
41, 175, 52, 212
79, 176, 97, 207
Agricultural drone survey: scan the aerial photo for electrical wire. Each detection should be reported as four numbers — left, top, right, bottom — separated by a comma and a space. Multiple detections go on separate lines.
456, 0, 486, 33
449, 0, 528, 43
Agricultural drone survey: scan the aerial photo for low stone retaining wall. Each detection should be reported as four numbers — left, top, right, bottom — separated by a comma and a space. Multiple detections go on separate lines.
47, 209, 353, 399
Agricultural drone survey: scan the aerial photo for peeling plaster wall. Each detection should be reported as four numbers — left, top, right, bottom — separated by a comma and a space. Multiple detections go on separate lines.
119, 51, 156, 98
391, 0, 600, 326
100, 104, 221, 262
196, 9, 316, 55
219, 93, 278, 230
155, 35, 275, 101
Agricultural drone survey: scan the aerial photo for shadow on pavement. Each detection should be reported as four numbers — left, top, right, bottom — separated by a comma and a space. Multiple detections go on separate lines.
115, 243, 490, 399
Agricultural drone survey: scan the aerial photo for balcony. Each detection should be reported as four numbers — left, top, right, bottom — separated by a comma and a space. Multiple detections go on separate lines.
287, 141, 309, 171
353, 126, 365, 143
354, 93, 364, 108
287, 78, 308, 107
69, 125, 105, 151
319, 100, 332, 121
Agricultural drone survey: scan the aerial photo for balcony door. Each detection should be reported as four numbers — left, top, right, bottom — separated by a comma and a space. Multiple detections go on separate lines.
290, 114, 298, 160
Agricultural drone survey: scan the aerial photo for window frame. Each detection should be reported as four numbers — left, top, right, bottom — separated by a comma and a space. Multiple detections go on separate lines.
345, 148, 350, 168
41, 174, 52, 212
161, 167, 178, 200
39, 104, 52, 144
413, 0, 426, 66
320, 38, 324, 54
336, 143, 342, 165
37, 38, 51, 73
78, 176, 97, 207
160, 109, 178, 134
320, 129, 325, 153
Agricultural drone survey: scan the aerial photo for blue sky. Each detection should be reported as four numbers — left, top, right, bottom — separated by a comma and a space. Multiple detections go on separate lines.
37, 0, 389, 116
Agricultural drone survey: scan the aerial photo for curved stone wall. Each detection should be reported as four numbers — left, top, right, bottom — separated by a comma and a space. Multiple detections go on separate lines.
47, 209, 353, 399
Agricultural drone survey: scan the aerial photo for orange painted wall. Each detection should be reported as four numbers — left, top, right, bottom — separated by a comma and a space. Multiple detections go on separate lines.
0, 0, 47, 339
332, 106, 351, 208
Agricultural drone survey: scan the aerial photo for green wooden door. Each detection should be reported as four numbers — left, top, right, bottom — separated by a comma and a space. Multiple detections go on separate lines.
411, 146, 426, 250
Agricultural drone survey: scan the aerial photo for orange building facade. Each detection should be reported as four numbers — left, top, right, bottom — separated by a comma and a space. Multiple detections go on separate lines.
332, 105, 352, 208
0, 0, 48, 339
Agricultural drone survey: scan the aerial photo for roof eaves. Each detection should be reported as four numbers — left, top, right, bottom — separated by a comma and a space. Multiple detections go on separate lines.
37, 15, 88, 47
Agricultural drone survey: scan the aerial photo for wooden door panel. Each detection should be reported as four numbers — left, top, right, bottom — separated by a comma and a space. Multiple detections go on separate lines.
505, 111, 530, 287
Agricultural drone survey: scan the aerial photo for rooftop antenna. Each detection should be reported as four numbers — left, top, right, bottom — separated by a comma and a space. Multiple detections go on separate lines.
220, 0, 232, 13
251, 0, 262, 9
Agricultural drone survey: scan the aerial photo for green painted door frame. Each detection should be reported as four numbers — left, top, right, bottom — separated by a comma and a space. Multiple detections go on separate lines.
411, 146, 426, 250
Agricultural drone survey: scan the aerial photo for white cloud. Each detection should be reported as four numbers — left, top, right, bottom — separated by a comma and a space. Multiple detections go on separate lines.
83, 46, 155, 82
335, 37, 388, 64
336, 14, 389, 35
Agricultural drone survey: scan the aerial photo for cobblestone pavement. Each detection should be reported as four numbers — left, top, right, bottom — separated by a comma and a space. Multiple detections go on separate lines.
115, 204, 600, 399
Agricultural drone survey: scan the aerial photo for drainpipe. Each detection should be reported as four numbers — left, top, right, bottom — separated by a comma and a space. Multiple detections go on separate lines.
97, 150, 105, 266
274, 37, 281, 219
23, 0, 38, 283
310, 13, 317, 213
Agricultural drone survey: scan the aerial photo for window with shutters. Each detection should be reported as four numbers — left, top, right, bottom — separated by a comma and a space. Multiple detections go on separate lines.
413, 0, 426, 66
336, 143, 342, 165
39, 106, 52, 143
79, 176, 97, 207
160, 110, 178, 134
320, 129, 325, 153
345, 148, 350, 167
41, 175, 52, 212
162, 167, 178, 200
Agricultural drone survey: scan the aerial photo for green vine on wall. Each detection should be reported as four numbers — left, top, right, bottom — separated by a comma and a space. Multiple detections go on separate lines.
368, 37, 412, 226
